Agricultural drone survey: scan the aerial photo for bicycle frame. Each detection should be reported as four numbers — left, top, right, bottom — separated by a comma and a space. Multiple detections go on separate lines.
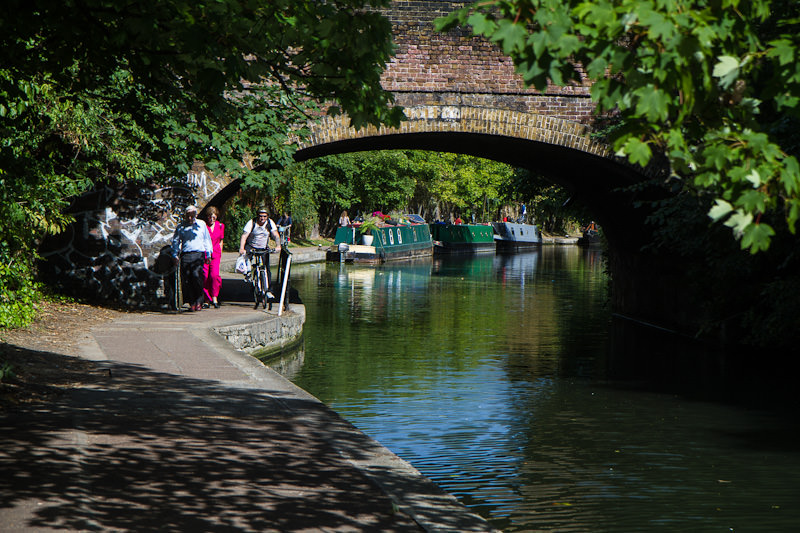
249, 250, 271, 309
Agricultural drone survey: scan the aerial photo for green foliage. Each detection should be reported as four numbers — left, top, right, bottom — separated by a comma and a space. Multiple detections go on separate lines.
1, 0, 403, 322
502, 168, 587, 233
0, 243, 42, 329
358, 216, 382, 235
0, 361, 14, 382
437, 0, 800, 253
283, 151, 417, 234
408, 152, 514, 221
642, 186, 800, 349
280, 149, 576, 236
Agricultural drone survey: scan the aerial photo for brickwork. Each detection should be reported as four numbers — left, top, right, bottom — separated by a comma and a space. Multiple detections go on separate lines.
299, 105, 610, 158
381, 1, 594, 123
300, 2, 605, 160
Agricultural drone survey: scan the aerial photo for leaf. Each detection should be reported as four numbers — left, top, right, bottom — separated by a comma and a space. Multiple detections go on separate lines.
741, 222, 775, 254
723, 210, 753, 238
713, 55, 740, 78
744, 169, 761, 187
635, 86, 671, 122
737, 190, 767, 213
780, 156, 800, 195
708, 199, 733, 221
466, 12, 497, 37
617, 137, 653, 167
767, 38, 795, 66
491, 20, 529, 56
713, 55, 740, 89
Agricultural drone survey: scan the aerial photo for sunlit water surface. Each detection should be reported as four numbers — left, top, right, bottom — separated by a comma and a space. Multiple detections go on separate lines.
274, 247, 800, 532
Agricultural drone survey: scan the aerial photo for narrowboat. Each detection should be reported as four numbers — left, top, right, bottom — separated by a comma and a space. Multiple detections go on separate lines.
577, 223, 602, 246
431, 223, 496, 254
326, 215, 433, 264
492, 220, 543, 251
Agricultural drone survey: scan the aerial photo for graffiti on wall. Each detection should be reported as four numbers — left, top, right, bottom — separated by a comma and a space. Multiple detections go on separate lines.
39, 166, 234, 308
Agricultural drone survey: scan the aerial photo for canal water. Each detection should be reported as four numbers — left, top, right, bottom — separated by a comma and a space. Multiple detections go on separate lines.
271, 247, 800, 532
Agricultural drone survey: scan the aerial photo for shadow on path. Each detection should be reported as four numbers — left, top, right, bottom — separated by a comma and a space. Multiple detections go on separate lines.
1, 351, 423, 532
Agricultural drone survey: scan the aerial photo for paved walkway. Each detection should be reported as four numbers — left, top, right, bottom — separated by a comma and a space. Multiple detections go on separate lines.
0, 249, 497, 532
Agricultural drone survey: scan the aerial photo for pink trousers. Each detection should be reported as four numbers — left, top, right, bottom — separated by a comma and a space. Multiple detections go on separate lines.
203, 255, 222, 302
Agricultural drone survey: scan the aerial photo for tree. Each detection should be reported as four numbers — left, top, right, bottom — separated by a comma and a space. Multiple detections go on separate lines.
282, 149, 570, 235
436, 0, 800, 253
408, 152, 513, 222
0, 0, 403, 326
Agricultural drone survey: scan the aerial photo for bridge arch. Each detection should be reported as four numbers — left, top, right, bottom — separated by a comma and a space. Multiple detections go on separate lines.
299, 106, 608, 158
295, 105, 651, 224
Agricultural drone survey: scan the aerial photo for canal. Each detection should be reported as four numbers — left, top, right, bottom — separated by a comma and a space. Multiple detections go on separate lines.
269, 247, 800, 532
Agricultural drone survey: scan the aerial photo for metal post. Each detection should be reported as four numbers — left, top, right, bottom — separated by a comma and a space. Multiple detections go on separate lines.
278, 255, 291, 316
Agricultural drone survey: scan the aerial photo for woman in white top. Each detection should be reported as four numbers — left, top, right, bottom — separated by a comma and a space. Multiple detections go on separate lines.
339, 210, 351, 226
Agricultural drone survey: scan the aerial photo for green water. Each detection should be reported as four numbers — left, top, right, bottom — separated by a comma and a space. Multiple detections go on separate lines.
279, 247, 800, 532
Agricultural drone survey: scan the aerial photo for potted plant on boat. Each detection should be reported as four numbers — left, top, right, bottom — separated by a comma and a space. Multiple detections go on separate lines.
358, 216, 381, 246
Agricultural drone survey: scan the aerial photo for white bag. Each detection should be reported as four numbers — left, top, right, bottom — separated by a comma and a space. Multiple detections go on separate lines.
235, 254, 250, 274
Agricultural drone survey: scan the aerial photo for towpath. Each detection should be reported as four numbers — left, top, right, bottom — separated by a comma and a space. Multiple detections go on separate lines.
0, 247, 496, 532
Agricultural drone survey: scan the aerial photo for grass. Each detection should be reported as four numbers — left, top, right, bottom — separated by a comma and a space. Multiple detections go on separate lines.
286, 237, 332, 248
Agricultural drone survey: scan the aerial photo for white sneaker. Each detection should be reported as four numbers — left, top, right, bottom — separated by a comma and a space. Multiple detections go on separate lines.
266, 291, 275, 300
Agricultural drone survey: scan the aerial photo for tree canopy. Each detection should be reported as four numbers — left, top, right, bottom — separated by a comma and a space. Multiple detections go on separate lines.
275, 150, 580, 237
436, 0, 800, 253
0, 0, 403, 326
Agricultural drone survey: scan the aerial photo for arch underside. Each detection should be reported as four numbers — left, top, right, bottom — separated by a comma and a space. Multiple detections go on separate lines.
295, 131, 644, 200
294, 106, 650, 199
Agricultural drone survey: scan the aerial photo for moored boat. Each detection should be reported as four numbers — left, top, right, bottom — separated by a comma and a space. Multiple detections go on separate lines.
577, 222, 602, 247
492, 220, 542, 251
431, 223, 495, 255
577, 229, 601, 246
326, 215, 433, 264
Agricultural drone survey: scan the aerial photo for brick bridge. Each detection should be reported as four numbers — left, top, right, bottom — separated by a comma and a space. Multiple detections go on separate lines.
42, 0, 659, 320
295, 1, 651, 238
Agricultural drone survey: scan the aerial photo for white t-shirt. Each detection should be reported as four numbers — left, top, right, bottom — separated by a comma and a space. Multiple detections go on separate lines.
242, 217, 277, 249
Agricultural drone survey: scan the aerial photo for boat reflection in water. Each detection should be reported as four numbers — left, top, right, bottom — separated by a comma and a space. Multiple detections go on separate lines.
281, 248, 800, 533
332, 259, 433, 324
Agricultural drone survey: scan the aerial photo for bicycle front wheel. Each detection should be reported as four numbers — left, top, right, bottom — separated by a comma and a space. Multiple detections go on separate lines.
252, 271, 261, 308
259, 269, 268, 309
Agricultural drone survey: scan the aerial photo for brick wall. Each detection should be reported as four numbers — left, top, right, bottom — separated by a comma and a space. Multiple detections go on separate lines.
381, 1, 595, 123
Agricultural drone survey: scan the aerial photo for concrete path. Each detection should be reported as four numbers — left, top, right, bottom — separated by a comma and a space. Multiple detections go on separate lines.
0, 252, 497, 532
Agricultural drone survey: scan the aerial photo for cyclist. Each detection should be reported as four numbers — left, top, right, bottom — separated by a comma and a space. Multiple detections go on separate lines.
277, 211, 292, 243
239, 207, 282, 299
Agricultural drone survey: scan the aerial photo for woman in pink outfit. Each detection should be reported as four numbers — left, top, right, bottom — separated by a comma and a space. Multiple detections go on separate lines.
203, 206, 225, 308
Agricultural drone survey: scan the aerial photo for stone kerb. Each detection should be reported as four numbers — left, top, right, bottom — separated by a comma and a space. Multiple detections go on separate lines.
214, 306, 306, 357
298, 105, 612, 159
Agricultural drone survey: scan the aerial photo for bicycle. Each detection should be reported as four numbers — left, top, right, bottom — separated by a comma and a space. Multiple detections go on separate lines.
247, 248, 275, 309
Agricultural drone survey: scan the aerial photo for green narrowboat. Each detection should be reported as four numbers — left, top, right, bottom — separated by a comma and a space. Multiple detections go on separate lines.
430, 223, 496, 254
326, 216, 433, 264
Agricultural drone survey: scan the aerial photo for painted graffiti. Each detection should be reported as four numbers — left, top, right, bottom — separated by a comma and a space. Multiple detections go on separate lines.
38, 166, 236, 308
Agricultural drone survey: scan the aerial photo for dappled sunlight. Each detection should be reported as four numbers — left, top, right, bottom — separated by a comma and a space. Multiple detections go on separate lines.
0, 353, 423, 532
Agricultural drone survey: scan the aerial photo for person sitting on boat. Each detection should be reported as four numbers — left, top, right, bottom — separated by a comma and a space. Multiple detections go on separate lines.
454, 216, 463, 225
339, 210, 351, 226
